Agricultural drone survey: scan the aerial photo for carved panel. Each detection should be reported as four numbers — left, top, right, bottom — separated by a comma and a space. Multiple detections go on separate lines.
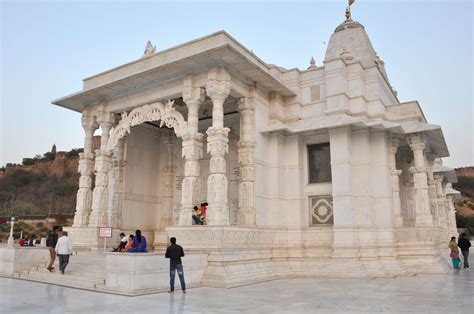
107, 100, 187, 152
309, 196, 334, 225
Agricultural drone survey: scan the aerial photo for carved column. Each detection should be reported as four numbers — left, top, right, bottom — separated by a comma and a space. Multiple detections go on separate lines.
446, 193, 458, 236
178, 82, 205, 226
426, 156, 439, 227
434, 174, 447, 229
89, 108, 116, 227
407, 134, 433, 227
237, 97, 256, 226
73, 109, 99, 227
160, 130, 176, 228
205, 67, 231, 225
109, 137, 126, 229
388, 138, 403, 227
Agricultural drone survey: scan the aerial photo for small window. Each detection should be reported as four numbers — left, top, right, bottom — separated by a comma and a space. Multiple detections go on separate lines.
307, 143, 332, 183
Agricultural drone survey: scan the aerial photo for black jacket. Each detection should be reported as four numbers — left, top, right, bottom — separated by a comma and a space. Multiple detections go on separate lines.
46, 231, 58, 248
458, 236, 471, 251
165, 244, 185, 266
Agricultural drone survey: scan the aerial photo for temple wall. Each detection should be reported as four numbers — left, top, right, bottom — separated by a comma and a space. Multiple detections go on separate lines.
122, 125, 162, 232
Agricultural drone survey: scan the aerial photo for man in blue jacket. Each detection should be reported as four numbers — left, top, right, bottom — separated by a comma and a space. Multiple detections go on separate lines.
165, 237, 186, 293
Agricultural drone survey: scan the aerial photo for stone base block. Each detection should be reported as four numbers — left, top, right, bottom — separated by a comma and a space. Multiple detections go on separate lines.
105, 251, 208, 294
65, 227, 122, 251
0, 247, 49, 276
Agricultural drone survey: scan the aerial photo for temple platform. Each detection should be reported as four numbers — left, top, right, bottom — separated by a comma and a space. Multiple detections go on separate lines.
0, 225, 458, 295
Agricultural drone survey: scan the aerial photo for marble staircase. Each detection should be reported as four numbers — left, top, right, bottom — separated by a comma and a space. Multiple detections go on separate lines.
14, 251, 107, 291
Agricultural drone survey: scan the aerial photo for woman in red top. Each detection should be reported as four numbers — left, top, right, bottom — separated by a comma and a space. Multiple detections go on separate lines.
200, 202, 208, 225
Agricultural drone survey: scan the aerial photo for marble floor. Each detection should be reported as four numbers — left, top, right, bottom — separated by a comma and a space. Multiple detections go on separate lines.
1, 270, 473, 313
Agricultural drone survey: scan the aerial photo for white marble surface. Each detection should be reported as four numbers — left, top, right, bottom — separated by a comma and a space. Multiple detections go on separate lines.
2, 271, 474, 313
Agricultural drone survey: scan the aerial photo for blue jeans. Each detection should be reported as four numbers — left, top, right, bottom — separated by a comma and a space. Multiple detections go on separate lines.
170, 264, 186, 291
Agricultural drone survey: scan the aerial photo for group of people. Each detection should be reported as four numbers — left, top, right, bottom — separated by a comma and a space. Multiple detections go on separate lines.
192, 202, 208, 225
113, 230, 147, 253
18, 235, 38, 247
448, 233, 471, 269
46, 225, 73, 274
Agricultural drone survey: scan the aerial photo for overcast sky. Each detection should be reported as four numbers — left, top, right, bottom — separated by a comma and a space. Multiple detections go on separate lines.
1, 0, 472, 168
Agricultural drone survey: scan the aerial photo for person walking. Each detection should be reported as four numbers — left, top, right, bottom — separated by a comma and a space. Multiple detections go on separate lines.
448, 236, 461, 269
46, 226, 61, 272
55, 231, 73, 274
458, 233, 471, 269
165, 237, 186, 293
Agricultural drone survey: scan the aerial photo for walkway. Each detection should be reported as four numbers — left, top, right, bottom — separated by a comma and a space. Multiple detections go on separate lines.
2, 271, 473, 313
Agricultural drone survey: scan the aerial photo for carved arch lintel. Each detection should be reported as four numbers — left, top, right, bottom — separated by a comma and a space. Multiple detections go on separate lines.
107, 100, 187, 152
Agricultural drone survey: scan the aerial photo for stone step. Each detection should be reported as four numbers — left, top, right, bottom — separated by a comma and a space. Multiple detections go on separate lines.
26, 266, 105, 277
33, 261, 105, 271
17, 272, 104, 290
19, 266, 104, 278
21, 269, 105, 282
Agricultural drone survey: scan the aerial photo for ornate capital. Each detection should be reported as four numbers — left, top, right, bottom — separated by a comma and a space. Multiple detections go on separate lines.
433, 173, 444, 182
238, 97, 256, 112
206, 80, 230, 104
206, 67, 231, 104
391, 169, 402, 176
81, 108, 99, 131
181, 134, 204, 160
96, 103, 117, 126
183, 86, 205, 105
409, 166, 426, 174
206, 127, 230, 156
406, 133, 427, 149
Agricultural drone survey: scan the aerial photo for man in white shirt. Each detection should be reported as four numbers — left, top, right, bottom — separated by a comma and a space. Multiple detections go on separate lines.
55, 231, 73, 274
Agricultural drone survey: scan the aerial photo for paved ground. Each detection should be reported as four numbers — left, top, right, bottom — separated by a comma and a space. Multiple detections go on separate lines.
1, 270, 473, 313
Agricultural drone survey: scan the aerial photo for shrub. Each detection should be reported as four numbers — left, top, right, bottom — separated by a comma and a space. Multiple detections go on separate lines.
456, 214, 474, 236
9, 170, 44, 187
22, 158, 36, 166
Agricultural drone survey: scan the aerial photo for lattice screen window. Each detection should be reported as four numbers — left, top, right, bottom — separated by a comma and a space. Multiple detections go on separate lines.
309, 195, 333, 225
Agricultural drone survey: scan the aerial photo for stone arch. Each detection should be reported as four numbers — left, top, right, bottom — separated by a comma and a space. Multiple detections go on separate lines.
107, 100, 187, 152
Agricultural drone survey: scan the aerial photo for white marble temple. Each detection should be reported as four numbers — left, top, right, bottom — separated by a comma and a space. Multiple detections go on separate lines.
44, 11, 461, 290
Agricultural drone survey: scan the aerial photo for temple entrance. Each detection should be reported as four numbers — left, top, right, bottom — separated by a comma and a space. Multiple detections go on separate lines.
109, 97, 241, 244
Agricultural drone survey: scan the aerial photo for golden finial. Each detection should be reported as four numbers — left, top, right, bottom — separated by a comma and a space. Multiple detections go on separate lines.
346, 0, 355, 20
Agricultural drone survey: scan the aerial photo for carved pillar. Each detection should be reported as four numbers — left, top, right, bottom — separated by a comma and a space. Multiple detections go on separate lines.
426, 156, 439, 227
178, 134, 204, 226
73, 109, 99, 227
205, 67, 231, 225
237, 97, 256, 226
407, 134, 433, 227
160, 130, 176, 228
89, 108, 116, 227
434, 174, 447, 229
178, 82, 205, 226
446, 193, 458, 236
388, 138, 403, 228
109, 137, 126, 229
